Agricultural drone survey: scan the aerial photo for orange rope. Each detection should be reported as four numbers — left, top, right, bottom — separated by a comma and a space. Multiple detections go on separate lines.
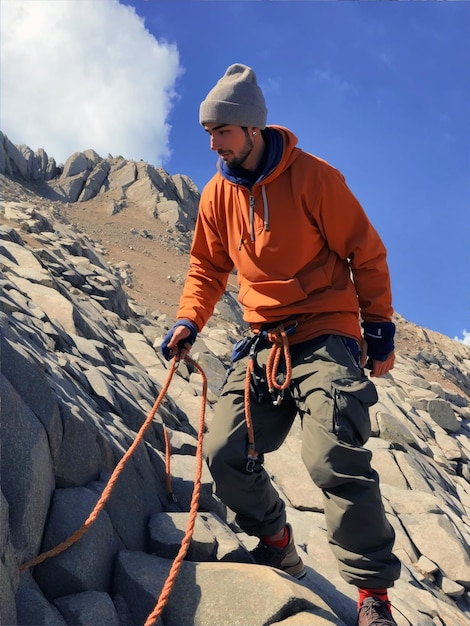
244, 356, 257, 461
163, 425, 173, 496
243, 324, 293, 466
19, 355, 208, 626
144, 355, 207, 626
265, 325, 292, 394
20, 356, 180, 572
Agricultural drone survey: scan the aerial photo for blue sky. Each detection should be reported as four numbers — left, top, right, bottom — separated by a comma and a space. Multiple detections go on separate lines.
1, 0, 469, 344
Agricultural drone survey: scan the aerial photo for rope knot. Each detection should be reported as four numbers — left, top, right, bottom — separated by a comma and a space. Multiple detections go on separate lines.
266, 324, 292, 393
266, 324, 286, 346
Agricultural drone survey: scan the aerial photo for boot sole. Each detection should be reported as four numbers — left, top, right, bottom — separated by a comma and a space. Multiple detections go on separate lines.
284, 558, 306, 579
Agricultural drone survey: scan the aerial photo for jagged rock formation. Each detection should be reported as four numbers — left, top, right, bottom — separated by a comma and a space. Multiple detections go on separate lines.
1, 137, 470, 626
0, 133, 61, 182
0, 131, 200, 253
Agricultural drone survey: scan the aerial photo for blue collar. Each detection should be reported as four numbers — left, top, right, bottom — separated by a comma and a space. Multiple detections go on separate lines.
219, 127, 283, 190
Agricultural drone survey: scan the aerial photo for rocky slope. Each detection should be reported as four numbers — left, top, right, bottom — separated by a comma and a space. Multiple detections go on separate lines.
1, 133, 470, 626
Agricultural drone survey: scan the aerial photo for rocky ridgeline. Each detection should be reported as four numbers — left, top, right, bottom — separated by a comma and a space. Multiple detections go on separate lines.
1, 137, 470, 626
0, 131, 200, 256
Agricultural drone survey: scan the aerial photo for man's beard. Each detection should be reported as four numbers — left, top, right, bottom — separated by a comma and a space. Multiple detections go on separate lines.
220, 134, 254, 169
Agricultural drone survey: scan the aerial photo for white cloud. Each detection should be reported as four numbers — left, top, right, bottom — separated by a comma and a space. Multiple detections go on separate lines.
262, 76, 281, 96
0, 0, 182, 166
313, 69, 354, 94
455, 329, 470, 346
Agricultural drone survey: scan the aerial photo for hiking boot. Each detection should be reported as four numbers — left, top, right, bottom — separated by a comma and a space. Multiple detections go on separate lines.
357, 597, 397, 626
250, 523, 306, 579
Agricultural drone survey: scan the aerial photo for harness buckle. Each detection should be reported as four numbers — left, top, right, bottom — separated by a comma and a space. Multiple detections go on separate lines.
284, 320, 298, 336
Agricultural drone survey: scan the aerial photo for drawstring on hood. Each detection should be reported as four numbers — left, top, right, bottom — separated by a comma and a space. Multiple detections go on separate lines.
261, 186, 269, 232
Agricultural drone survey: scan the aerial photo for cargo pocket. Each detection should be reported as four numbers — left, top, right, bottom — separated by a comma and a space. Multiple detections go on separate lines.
331, 377, 378, 446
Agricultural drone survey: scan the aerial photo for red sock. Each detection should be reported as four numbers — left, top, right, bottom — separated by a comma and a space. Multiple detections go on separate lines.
358, 587, 391, 610
261, 525, 289, 549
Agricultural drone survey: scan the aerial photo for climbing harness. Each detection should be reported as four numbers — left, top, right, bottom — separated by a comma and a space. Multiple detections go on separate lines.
19, 355, 207, 626
243, 321, 297, 472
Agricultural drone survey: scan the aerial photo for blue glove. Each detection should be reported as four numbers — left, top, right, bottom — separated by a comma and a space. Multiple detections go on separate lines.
362, 321, 395, 361
161, 319, 198, 361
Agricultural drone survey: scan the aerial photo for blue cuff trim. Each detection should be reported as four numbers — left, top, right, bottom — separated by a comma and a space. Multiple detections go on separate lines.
161, 319, 198, 361
362, 321, 395, 362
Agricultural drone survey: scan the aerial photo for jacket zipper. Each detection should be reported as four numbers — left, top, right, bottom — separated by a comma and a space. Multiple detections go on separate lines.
249, 194, 255, 243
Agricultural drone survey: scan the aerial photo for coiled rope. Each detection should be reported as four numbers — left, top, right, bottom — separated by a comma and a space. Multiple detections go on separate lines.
244, 324, 292, 467
265, 325, 293, 395
19, 354, 207, 626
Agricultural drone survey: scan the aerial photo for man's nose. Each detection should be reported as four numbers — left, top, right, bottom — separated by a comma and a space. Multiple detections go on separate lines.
210, 135, 220, 151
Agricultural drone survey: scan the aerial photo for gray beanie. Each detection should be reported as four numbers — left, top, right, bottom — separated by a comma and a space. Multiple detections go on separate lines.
199, 63, 267, 129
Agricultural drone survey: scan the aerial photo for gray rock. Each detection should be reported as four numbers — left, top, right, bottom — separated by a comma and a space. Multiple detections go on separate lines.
416, 555, 439, 577
53, 590, 120, 625
34, 486, 120, 600
126, 175, 160, 216
0, 223, 24, 244
0, 513, 18, 626
45, 155, 59, 180
89, 457, 164, 553
428, 398, 460, 433
16, 572, 67, 625
54, 403, 104, 488
435, 430, 463, 461
399, 510, 470, 585
0, 238, 44, 270
166, 428, 198, 455
1, 336, 63, 465
199, 511, 255, 563
8, 275, 77, 334
149, 512, 218, 561
191, 349, 228, 395
54, 173, 87, 202
62, 152, 90, 178
165, 454, 225, 517
376, 410, 421, 449
369, 444, 409, 490
1, 131, 29, 178
114, 550, 346, 626
214, 290, 246, 326
0, 375, 55, 562
264, 419, 325, 512
441, 577, 466, 597
79, 161, 110, 202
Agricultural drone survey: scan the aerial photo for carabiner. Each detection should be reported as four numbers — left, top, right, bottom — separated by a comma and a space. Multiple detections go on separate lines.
246, 457, 256, 473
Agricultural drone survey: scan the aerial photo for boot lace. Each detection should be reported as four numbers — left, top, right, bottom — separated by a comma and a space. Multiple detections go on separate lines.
359, 599, 396, 626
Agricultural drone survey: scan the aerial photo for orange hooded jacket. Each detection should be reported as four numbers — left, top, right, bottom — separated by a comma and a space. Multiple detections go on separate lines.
176, 126, 393, 345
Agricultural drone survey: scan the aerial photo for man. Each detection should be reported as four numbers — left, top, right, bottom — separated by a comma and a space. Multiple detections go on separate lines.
161, 63, 401, 626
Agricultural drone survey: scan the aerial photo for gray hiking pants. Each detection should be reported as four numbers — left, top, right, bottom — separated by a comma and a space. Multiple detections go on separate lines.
204, 333, 401, 588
